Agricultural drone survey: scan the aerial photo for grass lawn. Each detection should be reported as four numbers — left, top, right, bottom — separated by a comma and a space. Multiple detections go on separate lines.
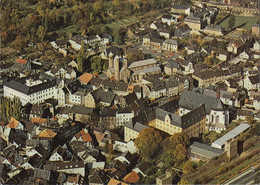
219, 16, 258, 30
106, 17, 139, 29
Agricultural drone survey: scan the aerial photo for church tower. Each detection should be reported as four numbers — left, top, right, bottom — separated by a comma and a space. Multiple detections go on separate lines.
114, 55, 120, 81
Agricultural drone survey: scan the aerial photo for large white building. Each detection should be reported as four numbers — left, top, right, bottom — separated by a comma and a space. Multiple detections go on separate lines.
4, 75, 57, 105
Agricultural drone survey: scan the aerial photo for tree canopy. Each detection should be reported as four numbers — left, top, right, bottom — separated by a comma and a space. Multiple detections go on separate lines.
135, 128, 163, 160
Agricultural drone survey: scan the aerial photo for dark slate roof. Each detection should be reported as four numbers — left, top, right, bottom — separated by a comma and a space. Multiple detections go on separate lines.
159, 98, 179, 113
176, 58, 189, 66
237, 109, 254, 116
92, 87, 116, 104
190, 141, 223, 158
156, 108, 182, 127
132, 108, 156, 125
135, 161, 150, 174
125, 120, 149, 133
179, 90, 224, 114
166, 60, 180, 69
99, 33, 111, 39
51, 146, 66, 157
156, 106, 206, 129
105, 46, 123, 57
100, 107, 118, 117
33, 169, 51, 181
71, 105, 93, 115
5, 79, 56, 95
248, 75, 260, 85
162, 14, 172, 19
172, 4, 189, 10
28, 154, 42, 167
44, 161, 85, 171
181, 105, 206, 129
120, 151, 135, 163
35, 144, 48, 156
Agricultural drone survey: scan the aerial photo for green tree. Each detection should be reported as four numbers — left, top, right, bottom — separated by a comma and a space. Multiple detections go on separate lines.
135, 128, 163, 161
77, 41, 85, 73
90, 56, 103, 73
228, 14, 235, 29
161, 133, 189, 166
0, 97, 22, 123
36, 25, 46, 42
113, 28, 125, 45
182, 161, 195, 173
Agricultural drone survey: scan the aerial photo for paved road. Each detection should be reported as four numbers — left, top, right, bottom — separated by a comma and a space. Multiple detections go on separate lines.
230, 170, 259, 185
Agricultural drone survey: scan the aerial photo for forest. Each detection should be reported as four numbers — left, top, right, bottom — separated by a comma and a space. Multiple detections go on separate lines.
1, 0, 192, 52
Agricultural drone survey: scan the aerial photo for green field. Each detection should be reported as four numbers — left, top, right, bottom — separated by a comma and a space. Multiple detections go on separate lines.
219, 16, 258, 30
106, 17, 139, 29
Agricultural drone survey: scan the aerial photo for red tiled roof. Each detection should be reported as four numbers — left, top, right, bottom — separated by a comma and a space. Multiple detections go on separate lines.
31, 118, 47, 124
81, 133, 93, 142
6, 117, 20, 128
123, 171, 140, 184
79, 73, 93, 84
16, 58, 27, 64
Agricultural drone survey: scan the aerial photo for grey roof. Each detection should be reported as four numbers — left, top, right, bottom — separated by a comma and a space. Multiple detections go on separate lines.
128, 58, 157, 69
125, 120, 149, 133
34, 169, 51, 181
172, 4, 189, 10
179, 90, 224, 114
212, 123, 250, 148
135, 161, 150, 174
166, 60, 180, 69
237, 109, 254, 116
163, 39, 178, 45
92, 88, 116, 104
190, 142, 223, 158
5, 78, 56, 95
132, 66, 161, 75
44, 161, 85, 171
71, 105, 93, 115
156, 105, 206, 129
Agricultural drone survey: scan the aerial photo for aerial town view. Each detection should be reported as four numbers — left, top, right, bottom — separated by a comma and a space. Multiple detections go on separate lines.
0, 0, 259, 184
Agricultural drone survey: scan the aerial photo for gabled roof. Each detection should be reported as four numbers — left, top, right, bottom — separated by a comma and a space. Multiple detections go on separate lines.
38, 129, 57, 138
108, 178, 128, 185
79, 73, 93, 84
128, 58, 157, 69
71, 105, 93, 115
35, 144, 48, 156
123, 171, 140, 184
34, 169, 51, 181
31, 118, 48, 124
248, 75, 260, 85
16, 58, 27, 65
6, 117, 20, 129
190, 141, 223, 158
172, 4, 189, 10
179, 90, 224, 114
135, 161, 150, 174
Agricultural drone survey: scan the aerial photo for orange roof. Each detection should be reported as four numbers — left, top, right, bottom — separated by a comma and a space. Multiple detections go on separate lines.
79, 73, 93, 84
94, 131, 105, 142
0, 122, 5, 126
123, 171, 140, 184
16, 58, 27, 64
108, 178, 128, 185
81, 133, 93, 142
6, 117, 20, 128
38, 129, 57, 138
31, 118, 47, 124
109, 77, 116, 81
